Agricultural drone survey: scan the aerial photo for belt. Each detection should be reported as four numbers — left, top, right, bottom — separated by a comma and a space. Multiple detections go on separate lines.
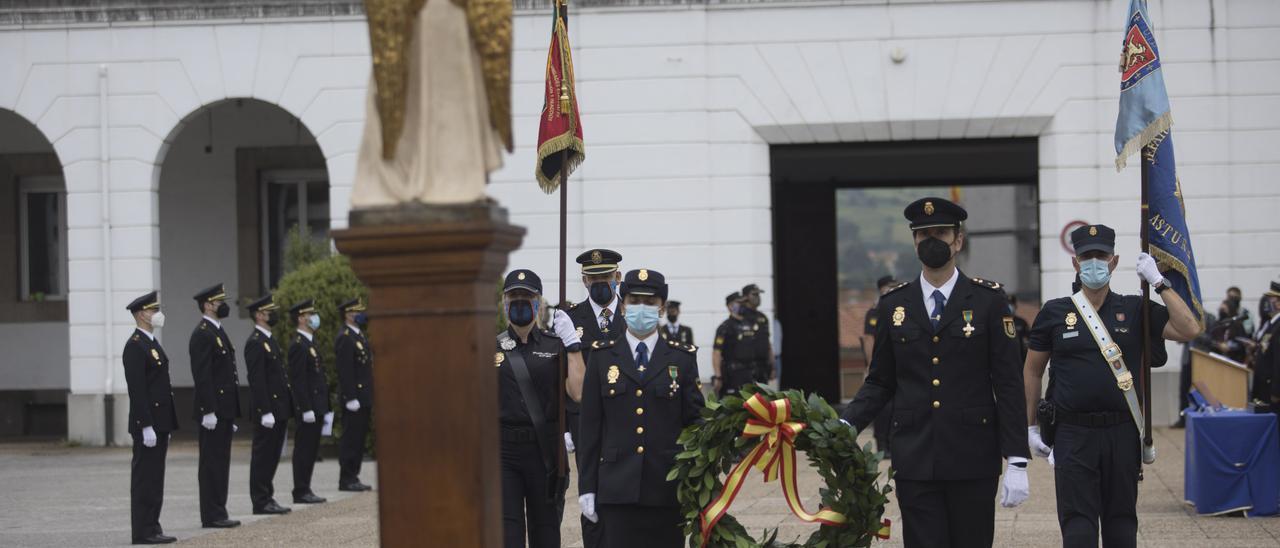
1057, 410, 1132, 428
501, 424, 551, 444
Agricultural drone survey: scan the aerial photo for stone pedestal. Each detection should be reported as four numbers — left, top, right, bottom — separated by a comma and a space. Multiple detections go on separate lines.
333, 202, 524, 547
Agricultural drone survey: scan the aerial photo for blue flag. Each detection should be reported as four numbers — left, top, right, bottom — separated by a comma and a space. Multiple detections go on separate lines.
1113, 0, 1204, 322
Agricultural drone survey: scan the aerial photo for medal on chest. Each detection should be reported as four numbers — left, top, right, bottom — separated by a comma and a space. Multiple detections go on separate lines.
667, 365, 680, 394
962, 310, 975, 338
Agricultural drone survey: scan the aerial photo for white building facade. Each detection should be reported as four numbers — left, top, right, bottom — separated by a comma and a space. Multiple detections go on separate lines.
0, 0, 1275, 444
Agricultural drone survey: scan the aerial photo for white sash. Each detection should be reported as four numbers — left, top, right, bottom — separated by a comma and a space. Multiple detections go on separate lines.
1070, 291, 1155, 463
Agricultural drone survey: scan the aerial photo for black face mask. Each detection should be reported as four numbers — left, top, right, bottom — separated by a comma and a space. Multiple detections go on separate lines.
354, 312, 369, 328
589, 282, 614, 307
266, 313, 279, 327
508, 300, 535, 327
667, 314, 679, 324
916, 237, 953, 269
214, 302, 231, 319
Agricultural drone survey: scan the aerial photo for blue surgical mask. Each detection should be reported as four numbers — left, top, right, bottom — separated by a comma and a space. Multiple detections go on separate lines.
624, 304, 660, 334
1078, 259, 1112, 290
308, 314, 321, 330
507, 300, 536, 327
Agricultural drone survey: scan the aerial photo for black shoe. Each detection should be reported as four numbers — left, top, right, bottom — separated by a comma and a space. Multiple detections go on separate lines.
202, 519, 241, 529
253, 501, 292, 515
294, 492, 327, 504
134, 535, 177, 545
339, 482, 372, 492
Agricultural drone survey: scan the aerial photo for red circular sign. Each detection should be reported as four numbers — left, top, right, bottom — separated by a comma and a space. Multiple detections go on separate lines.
1060, 220, 1088, 255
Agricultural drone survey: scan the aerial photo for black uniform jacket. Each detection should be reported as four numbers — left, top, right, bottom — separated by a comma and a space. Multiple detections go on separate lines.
290, 332, 331, 417
335, 326, 374, 408
245, 328, 295, 420
189, 318, 241, 420
567, 298, 626, 363
842, 274, 1029, 480
663, 324, 694, 346
579, 336, 704, 507
124, 329, 179, 434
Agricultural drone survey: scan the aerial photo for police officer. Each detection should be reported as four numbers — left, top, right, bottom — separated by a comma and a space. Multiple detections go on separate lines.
841, 197, 1030, 547
497, 269, 585, 548
123, 291, 178, 545
578, 268, 704, 548
335, 298, 374, 492
1023, 224, 1200, 548
244, 294, 292, 515
865, 276, 896, 458
188, 283, 241, 529
736, 284, 774, 383
661, 301, 694, 345
1247, 281, 1280, 410
289, 299, 330, 504
563, 248, 625, 548
711, 292, 750, 396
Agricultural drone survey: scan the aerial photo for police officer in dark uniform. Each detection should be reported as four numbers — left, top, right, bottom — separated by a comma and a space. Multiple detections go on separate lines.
841, 197, 1030, 547
188, 283, 241, 529
243, 294, 293, 515
865, 276, 896, 458
563, 248, 625, 548
335, 298, 374, 492
736, 284, 775, 383
289, 299, 329, 505
1025, 225, 1202, 548
661, 301, 694, 345
1247, 282, 1280, 411
123, 291, 178, 545
496, 269, 585, 548
711, 292, 750, 396
577, 268, 704, 548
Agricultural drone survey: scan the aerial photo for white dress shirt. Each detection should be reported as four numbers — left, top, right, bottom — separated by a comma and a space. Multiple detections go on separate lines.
625, 329, 660, 366
920, 268, 960, 319
296, 329, 314, 342
255, 325, 273, 338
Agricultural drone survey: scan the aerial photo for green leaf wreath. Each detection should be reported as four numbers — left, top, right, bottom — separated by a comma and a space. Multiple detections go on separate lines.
670, 385, 893, 547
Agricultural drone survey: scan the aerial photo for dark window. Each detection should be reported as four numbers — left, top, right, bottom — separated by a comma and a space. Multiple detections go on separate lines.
260, 171, 329, 288
18, 177, 66, 301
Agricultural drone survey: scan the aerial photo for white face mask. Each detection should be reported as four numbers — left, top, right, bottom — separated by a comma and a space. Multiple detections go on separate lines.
150, 311, 166, 329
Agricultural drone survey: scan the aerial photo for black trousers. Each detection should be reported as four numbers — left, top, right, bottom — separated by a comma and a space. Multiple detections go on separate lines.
500, 439, 561, 548
597, 504, 684, 548
250, 419, 289, 509
339, 407, 370, 486
1054, 422, 1140, 548
895, 477, 999, 548
131, 431, 169, 541
197, 420, 233, 524
293, 419, 322, 497
717, 363, 756, 397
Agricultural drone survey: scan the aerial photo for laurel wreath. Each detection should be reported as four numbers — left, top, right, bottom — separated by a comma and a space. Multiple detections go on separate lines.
670, 385, 893, 547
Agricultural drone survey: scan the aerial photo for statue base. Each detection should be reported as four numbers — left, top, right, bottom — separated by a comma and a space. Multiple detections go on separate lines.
334, 200, 525, 547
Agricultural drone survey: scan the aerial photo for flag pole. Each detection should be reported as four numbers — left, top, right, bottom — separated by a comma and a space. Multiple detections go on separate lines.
1139, 145, 1154, 453
555, 0, 570, 482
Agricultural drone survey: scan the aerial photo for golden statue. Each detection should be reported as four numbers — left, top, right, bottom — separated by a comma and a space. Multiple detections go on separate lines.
353, 0, 513, 206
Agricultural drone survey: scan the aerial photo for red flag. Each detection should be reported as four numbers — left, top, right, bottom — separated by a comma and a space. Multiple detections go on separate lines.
535, 0, 584, 193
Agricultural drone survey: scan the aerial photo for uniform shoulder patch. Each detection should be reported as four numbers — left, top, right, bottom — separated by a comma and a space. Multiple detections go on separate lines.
667, 339, 697, 353
970, 277, 1004, 291
591, 339, 617, 350
883, 281, 911, 296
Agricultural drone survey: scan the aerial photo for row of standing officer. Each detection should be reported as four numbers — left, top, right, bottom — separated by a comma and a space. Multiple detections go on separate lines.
121, 286, 374, 545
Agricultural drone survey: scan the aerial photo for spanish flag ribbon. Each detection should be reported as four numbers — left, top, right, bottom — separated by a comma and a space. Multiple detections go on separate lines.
698, 394, 847, 546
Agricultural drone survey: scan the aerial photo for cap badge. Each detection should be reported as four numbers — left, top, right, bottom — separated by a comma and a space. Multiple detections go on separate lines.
1089, 226, 1098, 236
638, 269, 649, 281
591, 250, 603, 264
892, 306, 906, 327
517, 272, 526, 281
924, 201, 935, 215
1066, 312, 1078, 329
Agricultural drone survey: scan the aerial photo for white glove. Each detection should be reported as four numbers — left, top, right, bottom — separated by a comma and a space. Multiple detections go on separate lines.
142, 426, 157, 448
261, 413, 276, 429
564, 432, 576, 453
1136, 252, 1164, 286
302, 411, 316, 424
1028, 425, 1051, 458
579, 493, 598, 523
346, 399, 361, 412
1000, 459, 1030, 508
201, 412, 218, 430
1047, 448, 1056, 468
232, 423, 238, 433
321, 412, 335, 436
552, 309, 581, 347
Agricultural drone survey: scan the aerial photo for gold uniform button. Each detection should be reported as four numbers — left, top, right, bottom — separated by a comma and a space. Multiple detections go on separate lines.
931, 357, 940, 365
154, 402, 159, 407
637, 446, 645, 454
636, 408, 644, 415
932, 401, 941, 409
636, 426, 644, 435
609, 389, 616, 396
273, 394, 279, 399
932, 336, 940, 343
932, 379, 940, 387
358, 384, 363, 389
218, 389, 224, 394
635, 389, 643, 397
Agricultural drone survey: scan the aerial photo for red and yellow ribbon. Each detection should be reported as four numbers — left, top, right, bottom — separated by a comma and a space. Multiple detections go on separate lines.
698, 394, 848, 546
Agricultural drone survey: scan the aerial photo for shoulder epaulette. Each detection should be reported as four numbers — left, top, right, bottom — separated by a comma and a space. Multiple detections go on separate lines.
884, 281, 911, 296
131, 334, 140, 341
667, 339, 697, 353
756, 315, 768, 324
569, 302, 579, 310
970, 277, 1004, 291
591, 339, 616, 350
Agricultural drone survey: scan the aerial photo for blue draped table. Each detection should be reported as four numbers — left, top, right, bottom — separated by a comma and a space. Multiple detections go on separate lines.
1184, 410, 1280, 516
